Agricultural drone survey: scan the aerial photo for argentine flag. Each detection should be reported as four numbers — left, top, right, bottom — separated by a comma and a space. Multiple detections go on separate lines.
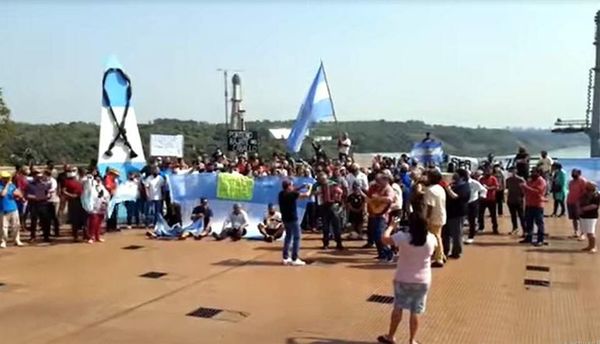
286, 63, 334, 153
410, 141, 444, 166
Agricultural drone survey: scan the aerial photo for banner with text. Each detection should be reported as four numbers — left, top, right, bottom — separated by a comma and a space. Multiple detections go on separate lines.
150, 134, 184, 157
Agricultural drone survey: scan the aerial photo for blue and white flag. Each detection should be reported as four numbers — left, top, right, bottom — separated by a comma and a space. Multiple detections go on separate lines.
287, 63, 334, 153
410, 141, 444, 166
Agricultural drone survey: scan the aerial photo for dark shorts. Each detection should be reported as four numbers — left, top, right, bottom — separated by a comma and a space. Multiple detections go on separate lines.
567, 203, 579, 220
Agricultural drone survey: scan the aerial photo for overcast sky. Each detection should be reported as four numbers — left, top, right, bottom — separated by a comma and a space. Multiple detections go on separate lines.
1, 1, 599, 128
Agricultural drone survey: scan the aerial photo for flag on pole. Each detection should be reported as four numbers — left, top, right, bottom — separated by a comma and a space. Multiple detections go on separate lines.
286, 63, 334, 153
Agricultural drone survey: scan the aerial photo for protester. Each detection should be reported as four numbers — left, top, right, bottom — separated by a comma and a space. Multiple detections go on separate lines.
493, 164, 505, 216
520, 168, 547, 246
104, 168, 120, 232
314, 172, 344, 250
567, 169, 587, 240
505, 167, 526, 235
144, 166, 165, 228
83, 173, 109, 244
537, 150, 554, 195
124, 172, 141, 228
213, 203, 249, 241
346, 183, 366, 239
477, 167, 499, 234
279, 180, 312, 266
579, 181, 599, 253
346, 163, 369, 192
378, 214, 437, 344
423, 169, 446, 267
190, 198, 213, 239
442, 168, 470, 259
514, 147, 530, 179
44, 170, 60, 237
257, 203, 284, 242
26, 170, 51, 244
365, 172, 394, 261
550, 163, 567, 217
465, 171, 486, 245
337, 132, 352, 162
62, 166, 86, 241
0, 171, 24, 248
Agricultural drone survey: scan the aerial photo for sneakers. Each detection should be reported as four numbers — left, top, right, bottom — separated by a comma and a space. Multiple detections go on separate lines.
464, 238, 474, 245
15, 241, 24, 247
0, 241, 6, 249
97, 238, 105, 243
87, 239, 94, 244
291, 259, 306, 266
282, 258, 292, 265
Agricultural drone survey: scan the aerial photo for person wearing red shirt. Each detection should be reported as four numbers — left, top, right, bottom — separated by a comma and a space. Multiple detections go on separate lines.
104, 169, 120, 232
62, 167, 86, 241
519, 168, 547, 246
478, 167, 499, 234
567, 169, 587, 239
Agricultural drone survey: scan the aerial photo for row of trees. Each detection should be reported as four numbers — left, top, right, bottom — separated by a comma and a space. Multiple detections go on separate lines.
0, 90, 588, 165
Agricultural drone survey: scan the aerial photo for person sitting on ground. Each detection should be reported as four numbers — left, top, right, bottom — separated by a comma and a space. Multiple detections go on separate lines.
257, 203, 283, 242
378, 212, 437, 344
213, 203, 249, 241
190, 198, 213, 239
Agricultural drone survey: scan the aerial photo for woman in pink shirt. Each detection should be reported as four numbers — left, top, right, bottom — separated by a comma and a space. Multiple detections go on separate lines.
378, 214, 437, 344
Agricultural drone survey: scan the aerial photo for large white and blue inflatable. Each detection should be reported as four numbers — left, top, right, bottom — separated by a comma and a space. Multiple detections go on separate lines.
97, 55, 146, 177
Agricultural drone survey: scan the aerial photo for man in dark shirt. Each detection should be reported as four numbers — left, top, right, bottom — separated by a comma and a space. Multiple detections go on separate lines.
26, 171, 52, 243
279, 179, 312, 266
442, 168, 471, 259
346, 183, 365, 239
191, 198, 214, 239
505, 167, 526, 235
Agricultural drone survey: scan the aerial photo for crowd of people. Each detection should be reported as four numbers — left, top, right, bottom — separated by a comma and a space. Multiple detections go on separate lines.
1, 139, 599, 344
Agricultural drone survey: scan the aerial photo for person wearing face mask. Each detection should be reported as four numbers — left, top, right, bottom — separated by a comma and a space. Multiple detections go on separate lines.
441, 169, 470, 259
62, 167, 86, 241
567, 169, 587, 240
83, 174, 109, 244
519, 168, 547, 246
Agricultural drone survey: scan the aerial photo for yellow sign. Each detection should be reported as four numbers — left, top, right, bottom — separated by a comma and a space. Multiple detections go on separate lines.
217, 173, 255, 201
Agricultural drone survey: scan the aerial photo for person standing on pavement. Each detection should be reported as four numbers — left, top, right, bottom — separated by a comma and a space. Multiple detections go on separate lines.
62, 167, 86, 242
493, 164, 506, 216
579, 181, 599, 253
442, 169, 470, 259
478, 167, 499, 234
465, 172, 486, 245
519, 168, 547, 246
26, 171, 51, 244
0, 171, 25, 248
279, 180, 312, 266
537, 151, 554, 195
423, 169, 446, 267
505, 167, 526, 235
567, 169, 587, 240
550, 163, 567, 217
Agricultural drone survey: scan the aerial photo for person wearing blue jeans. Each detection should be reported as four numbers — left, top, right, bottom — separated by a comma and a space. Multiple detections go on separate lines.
523, 206, 544, 244
369, 216, 392, 260
145, 200, 162, 227
519, 168, 547, 246
279, 179, 312, 266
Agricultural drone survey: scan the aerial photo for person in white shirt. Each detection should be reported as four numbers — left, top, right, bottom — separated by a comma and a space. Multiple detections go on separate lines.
423, 169, 446, 267
44, 170, 61, 237
346, 163, 369, 192
337, 132, 352, 162
213, 203, 249, 241
537, 150, 553, 194
144, 167, 165, 227
257, 203, 283, 242
465, 173, 487, 244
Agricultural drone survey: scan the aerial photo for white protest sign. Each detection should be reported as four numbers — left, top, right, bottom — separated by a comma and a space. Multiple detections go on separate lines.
150, 134, 184, 157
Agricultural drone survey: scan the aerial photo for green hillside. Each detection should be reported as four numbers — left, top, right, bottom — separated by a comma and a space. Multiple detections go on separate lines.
0, 118, 588, 165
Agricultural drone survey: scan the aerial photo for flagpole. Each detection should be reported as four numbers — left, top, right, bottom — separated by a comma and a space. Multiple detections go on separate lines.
320, 60, 341, 136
